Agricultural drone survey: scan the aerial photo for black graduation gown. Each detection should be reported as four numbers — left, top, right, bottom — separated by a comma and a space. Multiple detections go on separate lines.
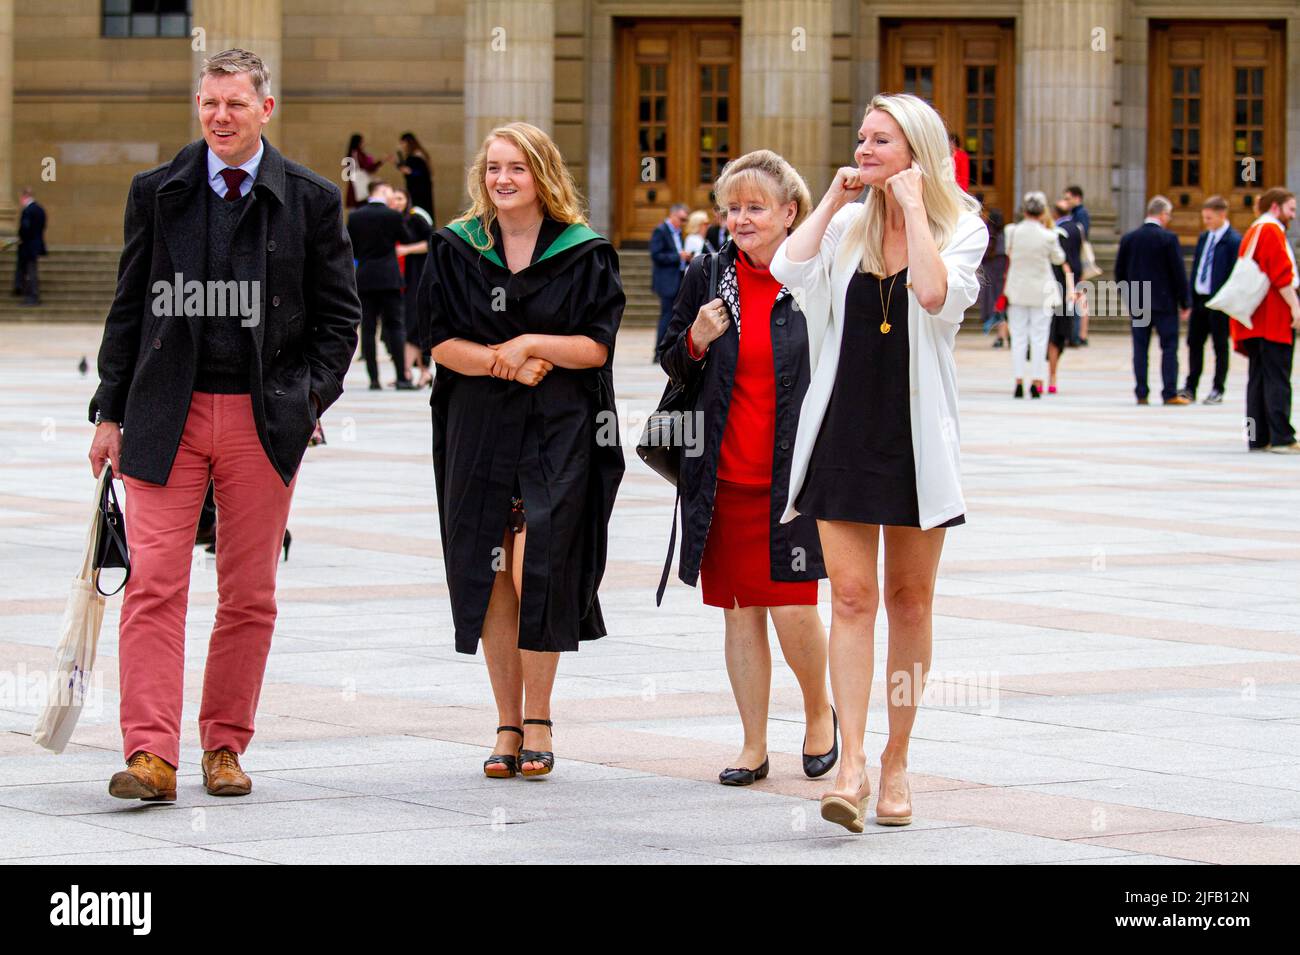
419, 216, 626, 654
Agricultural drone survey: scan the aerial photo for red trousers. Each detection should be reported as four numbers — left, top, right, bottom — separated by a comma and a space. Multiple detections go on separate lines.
118, 392, 295, 767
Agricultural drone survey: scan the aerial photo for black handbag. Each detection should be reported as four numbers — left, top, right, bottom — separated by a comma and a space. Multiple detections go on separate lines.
639, 249, 722, 605
636, 249, 719, 484
93, 465, 131, 597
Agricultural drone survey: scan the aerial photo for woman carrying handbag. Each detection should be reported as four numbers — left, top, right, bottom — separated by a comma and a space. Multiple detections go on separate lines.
658, 150, 836, 787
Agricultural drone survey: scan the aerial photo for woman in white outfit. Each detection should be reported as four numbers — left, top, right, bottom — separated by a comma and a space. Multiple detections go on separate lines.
770, 93, 988, 833
1002, 192, 1065, 398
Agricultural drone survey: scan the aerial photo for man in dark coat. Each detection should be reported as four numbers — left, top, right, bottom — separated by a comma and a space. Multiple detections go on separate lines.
649, 203, 690, 358
14, 187, 47, 305
1180, 194, 1242, 404
87, 49, 360, 802
347, 179, 415, 388
1114, 195, 1191, 405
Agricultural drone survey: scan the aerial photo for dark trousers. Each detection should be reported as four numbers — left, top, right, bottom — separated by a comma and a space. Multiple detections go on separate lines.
360, 289, 408, 385
655, 294, 675, 357
14, 252, 38, 303
1185, 294, 1229, 396
1242, 337, 1295, 448
1131, 311, 1179, 401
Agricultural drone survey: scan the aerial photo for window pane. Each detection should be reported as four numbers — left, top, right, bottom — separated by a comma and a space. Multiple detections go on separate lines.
1187, 159, 1199, 185
159, 13, 187, 36
717, 97, 728, 123
1173, 68, 1183, 93
103, 14, 129, 35
1188, 68, 1200, 93
131, 14, 158, 35
1171, 159, 1182, 187
104, 0, 130, 13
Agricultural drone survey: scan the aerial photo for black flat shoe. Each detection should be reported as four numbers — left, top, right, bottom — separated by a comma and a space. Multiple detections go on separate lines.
802, 707, 839, 779
1013, 383, 1024, 399
519, 718, 554, 778
483, 725, 523, 779
719, 756, 769, 786
1029, 383, 1042, 399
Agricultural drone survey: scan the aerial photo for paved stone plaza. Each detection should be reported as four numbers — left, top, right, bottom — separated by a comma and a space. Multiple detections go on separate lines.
1, 323, 1299, 865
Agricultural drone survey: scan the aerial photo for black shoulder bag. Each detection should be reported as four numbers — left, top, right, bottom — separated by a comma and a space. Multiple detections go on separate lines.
93, 465, 131, 597
637, 251, 720, 605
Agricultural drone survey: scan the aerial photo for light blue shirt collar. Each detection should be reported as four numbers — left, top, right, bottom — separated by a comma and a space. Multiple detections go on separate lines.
207, 140, 263, 199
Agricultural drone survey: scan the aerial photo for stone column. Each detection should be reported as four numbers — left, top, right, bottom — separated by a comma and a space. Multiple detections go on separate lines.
741, 0, 833, 194
0, 0, 16, 234
1019, 0, 1119, 231
464, 1, 554, 167
190, 0, 283, 145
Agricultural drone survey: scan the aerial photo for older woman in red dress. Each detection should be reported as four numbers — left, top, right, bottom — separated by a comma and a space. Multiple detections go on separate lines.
660, 150, 837, 786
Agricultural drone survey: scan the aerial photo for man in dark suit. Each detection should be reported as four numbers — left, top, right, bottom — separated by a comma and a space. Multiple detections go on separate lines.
13, 187, 47, 305
650, 203, 691, 358
87, 49, 360, 802
1179, 194, 1241, 404
1114, 195, 1191, 405
704, 211, 729, 254
347, 179, 414, 389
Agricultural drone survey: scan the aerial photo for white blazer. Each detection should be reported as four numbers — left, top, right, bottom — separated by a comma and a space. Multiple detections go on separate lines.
1002, 220, 1065, 309
770, 204, 989, 530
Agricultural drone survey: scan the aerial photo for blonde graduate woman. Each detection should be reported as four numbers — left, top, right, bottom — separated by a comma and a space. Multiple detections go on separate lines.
770, 93, 988, 832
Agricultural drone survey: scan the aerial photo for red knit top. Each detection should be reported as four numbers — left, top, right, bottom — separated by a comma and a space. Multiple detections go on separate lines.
716, 251, 781, 484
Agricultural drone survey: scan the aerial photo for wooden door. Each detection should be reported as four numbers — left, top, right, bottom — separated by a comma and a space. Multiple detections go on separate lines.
614, 19, 740, 247
881, 19, 1015, 221
1149, 21, 1286, 244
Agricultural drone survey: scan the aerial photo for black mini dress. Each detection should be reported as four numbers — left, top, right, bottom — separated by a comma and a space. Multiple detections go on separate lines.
796, 267, 965, 528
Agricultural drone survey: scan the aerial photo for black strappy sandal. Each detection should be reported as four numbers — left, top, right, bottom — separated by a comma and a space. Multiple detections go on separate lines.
519, 718, 555, 778
483, 725, 523, 779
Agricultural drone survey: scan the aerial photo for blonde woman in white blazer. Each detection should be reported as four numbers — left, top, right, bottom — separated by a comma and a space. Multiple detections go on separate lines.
1002, 193, 1066, 398
771, 92, 987, 833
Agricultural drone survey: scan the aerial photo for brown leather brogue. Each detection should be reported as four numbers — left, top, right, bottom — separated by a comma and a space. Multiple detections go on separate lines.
201, 748, 252, 796
108, 751, 177, 802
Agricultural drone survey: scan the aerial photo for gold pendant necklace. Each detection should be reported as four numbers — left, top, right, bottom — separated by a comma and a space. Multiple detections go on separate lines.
878, 271, 901, 334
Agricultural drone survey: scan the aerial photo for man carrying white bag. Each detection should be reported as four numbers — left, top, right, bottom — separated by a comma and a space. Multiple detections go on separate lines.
33, 466, 130, 753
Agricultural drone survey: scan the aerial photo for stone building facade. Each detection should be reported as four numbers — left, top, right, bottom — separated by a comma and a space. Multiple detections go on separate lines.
2, 0, 1298, 251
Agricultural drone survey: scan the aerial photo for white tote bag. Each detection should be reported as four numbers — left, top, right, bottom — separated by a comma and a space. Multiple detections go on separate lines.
1206, 224, 1274, 329
32, 469, 114, 753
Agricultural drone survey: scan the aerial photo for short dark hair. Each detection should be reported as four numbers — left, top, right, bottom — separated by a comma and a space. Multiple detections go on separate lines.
1202, 194, 1229, 212
949, 132, 960, 147
1065, 185, 1084, 200
366, 179, 388, 196
1257, 187, 1295, 215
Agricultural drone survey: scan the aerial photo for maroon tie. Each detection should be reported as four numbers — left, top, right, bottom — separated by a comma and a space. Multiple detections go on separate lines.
218, 168, 247, 201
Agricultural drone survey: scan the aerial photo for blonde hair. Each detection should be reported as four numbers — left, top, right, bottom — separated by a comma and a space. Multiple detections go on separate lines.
845, 93, 981, 276
686, 210, 710, 233
453, 122, 586, 252
713, 149, 812, 231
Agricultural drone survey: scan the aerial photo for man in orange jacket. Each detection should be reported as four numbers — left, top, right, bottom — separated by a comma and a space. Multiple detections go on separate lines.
1231, 187, 1300, 454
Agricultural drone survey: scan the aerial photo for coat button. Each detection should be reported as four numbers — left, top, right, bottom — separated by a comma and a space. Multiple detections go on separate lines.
775, 316, 786, 326
267, 240, 276, 252
152, 337, 162, 350
274, 389, 285, 396
272, 295, 281, 307
781, 375, 792, 387
780, 439, 790, 450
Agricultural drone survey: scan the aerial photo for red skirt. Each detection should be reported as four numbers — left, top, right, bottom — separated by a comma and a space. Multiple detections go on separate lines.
700, 479, 820, 609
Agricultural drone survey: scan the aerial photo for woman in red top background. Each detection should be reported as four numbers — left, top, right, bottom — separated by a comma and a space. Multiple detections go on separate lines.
660, 151, 836, 786
1230, 187, 1300, 453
